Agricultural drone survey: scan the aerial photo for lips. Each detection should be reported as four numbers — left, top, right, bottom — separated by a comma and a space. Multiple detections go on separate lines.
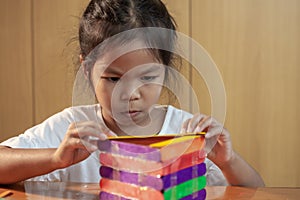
121, 110, 141, 118
129, 110, 141, 117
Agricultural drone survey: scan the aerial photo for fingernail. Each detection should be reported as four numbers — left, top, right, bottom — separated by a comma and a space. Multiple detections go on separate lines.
99, 134, 107, 140
205, 132, 211, 138
89, 145, 98, 152
108, 130, 117, 137
180, 128, 186, 134
194, 127, 202, 133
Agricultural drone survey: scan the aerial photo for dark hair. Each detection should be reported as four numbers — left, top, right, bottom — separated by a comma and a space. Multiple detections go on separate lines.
78, 0, 181, 104
79, 0, 176, 60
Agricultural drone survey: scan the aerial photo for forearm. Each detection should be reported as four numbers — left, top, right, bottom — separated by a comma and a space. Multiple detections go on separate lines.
0, 147, 59, 184
219, 151, 265, 187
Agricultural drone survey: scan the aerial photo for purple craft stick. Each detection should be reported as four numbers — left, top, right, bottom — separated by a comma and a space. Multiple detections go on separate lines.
100, 165, 163, 190
98, 140, 161, 161
100, 163, 206, 191
163, 163, 206, 189
99, 191, 130, 200
98, 136, 205, 163
180, 189, 206, 200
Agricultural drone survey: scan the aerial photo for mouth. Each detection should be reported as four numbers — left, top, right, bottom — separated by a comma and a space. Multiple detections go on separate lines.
121, 110, 141, 118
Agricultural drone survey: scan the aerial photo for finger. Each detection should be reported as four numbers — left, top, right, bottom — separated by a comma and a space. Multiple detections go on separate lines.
66, 135, 98, 154
64, 137, 88, 150
81, 140, 98, 152
101, 130, 117, 137
205, 126, 224, 138
187, 114, 206, 133
204, 134, 219, 154
105, 130, 118, 138
194, 116, 212, 133
181, 119, 191, 133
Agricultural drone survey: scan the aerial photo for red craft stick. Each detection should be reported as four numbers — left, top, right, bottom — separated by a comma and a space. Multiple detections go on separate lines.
100, 149, 206, 176
98, 134, 205, 162
100, 178, 164, 200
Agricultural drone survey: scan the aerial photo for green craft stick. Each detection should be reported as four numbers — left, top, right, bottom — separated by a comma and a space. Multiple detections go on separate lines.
163, 176, 206, 200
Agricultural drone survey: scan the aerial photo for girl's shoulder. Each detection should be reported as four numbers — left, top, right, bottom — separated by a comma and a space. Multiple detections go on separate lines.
61, 104, 101, 122
158, 105, 193, 134
160, 105, 193, 120
0, 104, 101, 148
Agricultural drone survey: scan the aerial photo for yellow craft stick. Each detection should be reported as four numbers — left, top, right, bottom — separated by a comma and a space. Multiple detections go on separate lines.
149, 134, 203, 148
108, 132, 206, 140
0, 190, 13, 198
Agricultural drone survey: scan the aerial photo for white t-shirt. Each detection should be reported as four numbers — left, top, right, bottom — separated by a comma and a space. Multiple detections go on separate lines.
0, 104, 227, 185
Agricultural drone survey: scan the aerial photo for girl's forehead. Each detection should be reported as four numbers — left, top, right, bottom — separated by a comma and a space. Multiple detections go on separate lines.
94, 49, 163, 73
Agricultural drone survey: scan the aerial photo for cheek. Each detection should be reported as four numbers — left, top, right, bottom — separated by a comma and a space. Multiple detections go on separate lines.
142, 85, 163, 102
94, 82, 113, 107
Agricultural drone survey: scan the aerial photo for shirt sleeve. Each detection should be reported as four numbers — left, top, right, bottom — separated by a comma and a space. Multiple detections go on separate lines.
0, 108, 72, 148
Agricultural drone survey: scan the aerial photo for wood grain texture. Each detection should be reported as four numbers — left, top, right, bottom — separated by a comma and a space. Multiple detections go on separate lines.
0, 0, 33, 141
1, 0, 299, 187
191, 0, 300, 187
161, 0, 192, 111
33, 0, 89, 123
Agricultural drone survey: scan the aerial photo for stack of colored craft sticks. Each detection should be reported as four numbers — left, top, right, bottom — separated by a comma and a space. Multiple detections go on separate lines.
98, 133, 207, 200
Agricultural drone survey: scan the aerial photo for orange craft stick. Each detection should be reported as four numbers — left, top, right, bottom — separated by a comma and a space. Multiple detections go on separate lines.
0, 190, 13, 198
100, 178, 164, 200
100, 149, 206, 176
98, 135, 205, 162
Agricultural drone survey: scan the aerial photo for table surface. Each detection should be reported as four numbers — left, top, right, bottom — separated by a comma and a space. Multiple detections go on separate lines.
0, 182, 299, 199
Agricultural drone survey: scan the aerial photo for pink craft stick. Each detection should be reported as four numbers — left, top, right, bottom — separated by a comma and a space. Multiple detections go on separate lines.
100, 178, 164, 200
98, 135, 205, 162
100, 149, 206, 176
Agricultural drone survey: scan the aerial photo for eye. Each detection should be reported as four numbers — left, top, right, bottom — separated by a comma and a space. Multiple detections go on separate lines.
140, 76, 158, 81
101, 77, 120, 83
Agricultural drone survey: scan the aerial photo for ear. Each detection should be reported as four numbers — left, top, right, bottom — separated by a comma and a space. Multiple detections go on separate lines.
80, 54, 90, 79
79, 54, 84, 63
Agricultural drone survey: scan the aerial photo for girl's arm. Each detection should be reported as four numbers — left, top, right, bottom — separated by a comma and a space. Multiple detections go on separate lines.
181, 114, 265, 187
217, 149, 265, 187
0, 121, 115, 184
0, 147, 59, 184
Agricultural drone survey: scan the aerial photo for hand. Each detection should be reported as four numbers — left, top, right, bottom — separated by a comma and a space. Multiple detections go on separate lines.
181, 113, 234, 168
52, 121, 116, 169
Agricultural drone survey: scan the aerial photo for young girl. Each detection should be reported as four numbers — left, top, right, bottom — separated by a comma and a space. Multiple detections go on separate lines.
0, 0, 264, 187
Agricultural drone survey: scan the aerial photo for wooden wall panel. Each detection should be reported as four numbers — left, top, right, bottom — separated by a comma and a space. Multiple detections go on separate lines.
0, 1, 33, 141
162, 0, 190, 35
2, 0, 299, 187
33, 0, 89, 123
161, 0, 193, 112
191, 0, 300, 187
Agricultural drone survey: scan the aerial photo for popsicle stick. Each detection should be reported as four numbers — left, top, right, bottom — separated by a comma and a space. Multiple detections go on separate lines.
100, 178, 164, 200
180, 189, 206, 200
99, 149, 206, 176
99, 191, 131, 200
99, 162, 206, 190
98, 136, 205, 162
0, 190, 12, 198
149, 135, 202, 148
163, 176, 206, 200
107, 132, 205, 143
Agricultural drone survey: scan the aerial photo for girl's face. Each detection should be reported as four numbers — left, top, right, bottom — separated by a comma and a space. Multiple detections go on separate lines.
91, 50, 165, 133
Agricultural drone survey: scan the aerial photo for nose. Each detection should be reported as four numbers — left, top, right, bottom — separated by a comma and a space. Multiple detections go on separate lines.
119, 80, 141, 101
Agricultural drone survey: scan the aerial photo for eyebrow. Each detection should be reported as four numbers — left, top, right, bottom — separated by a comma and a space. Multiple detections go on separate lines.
102, 67, 123, 75
139, 65, 164, 75
103, 64, 164, 75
